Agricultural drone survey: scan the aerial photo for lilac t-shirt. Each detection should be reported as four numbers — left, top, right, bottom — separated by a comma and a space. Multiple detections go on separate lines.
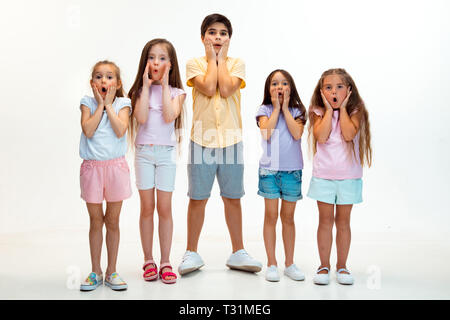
135, 85, 186, 146
256, 104, 304, 171
312, 107, 362, 180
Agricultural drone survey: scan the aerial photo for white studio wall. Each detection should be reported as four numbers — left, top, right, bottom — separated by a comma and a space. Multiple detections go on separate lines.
0, 0, 449, 246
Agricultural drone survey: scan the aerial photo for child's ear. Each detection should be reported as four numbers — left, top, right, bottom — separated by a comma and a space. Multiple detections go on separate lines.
117, 80, 122, 90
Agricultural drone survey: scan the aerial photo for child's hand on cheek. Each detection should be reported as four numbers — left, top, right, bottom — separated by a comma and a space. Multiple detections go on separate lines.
91, 83, 104, 106
143, 61, 153, 89
161, 62, 171, 86
204, 39, 216, 63
340, 87, 352, 110
282, 88, 290, 110
104, 85, 116, 107
217, 39, 229, 63
320, 90, 332, 111
270, 88, 281, 110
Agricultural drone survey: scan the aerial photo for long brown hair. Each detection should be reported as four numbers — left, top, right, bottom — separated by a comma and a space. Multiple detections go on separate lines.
128, 39, 185, 149
91, 60, 125, 98
261, 69, 307, 125
308, 68, 372, 167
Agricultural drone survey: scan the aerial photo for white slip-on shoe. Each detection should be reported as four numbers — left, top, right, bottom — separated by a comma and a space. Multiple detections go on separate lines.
178, 251, 204, 275
336, 268, 354, 285
284, 264, 305, 281
80, 272, 103, 291
226, 249, 262, 273
313, 267, 330, 285
265, 265, 280, 282
105, 272, 128, 291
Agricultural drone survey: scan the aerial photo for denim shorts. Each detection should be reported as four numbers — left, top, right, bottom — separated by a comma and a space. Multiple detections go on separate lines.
187, 140, 244, 200
307, 176, 363, 205
257, 168, 303, 202
135, 144, 177, 192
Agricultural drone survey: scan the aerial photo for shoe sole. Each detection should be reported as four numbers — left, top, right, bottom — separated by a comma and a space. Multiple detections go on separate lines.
226, 264, 262, 273
105, 282, 128, 291
80, 282, 102, 291
178, 264, 204, 276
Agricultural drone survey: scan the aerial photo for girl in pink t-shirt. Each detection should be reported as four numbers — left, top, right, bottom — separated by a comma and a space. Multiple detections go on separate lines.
307, 68, 372, 285
128, 39, 186, 284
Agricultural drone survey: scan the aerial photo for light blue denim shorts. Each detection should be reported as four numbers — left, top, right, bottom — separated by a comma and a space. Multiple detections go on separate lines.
187, 140, 244, 200
135, 144, 176, 192
307, 177, 363, 205
257, 168, 303, 202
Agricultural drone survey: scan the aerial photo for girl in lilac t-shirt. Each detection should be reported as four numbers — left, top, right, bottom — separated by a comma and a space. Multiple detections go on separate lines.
128, 39, 186, 284
256, 69, 307, 282
307, 68, 372, 286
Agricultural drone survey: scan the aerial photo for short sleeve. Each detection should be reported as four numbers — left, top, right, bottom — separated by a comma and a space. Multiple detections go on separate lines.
230, 58, 246, 89
117, 97, 132, 115
309, 106, 324, 117
171, 87, 186, 99
256, 105, 271, 126
80, 96, 93, 112
186, 58, 204, 87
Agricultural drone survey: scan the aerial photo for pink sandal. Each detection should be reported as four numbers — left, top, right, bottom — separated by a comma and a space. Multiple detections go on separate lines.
143, 260, 158, 281
159, 263, 177, 284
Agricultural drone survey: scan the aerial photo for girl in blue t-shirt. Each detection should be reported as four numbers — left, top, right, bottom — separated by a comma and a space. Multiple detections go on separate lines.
79, 60, 132, 292
256, 69, 307, 282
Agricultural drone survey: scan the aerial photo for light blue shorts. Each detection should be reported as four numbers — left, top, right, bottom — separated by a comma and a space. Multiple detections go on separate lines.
187, 140, 244, 200
135, 144, 176, 192
258, 168, 303, 202
307, 177, 363, 205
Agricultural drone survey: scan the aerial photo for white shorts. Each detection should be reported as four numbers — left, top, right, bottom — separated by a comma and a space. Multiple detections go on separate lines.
134, 144, 177, 192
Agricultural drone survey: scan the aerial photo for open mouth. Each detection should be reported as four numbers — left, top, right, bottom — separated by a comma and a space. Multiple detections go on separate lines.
101, 87, 107, 93
333, 97, 337, 102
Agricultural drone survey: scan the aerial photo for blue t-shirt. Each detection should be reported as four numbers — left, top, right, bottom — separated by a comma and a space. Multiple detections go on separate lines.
79, 96, 132, 160
256, 104, 304, 171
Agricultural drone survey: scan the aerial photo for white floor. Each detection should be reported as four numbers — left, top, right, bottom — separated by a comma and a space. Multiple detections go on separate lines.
1, 227, 449, 300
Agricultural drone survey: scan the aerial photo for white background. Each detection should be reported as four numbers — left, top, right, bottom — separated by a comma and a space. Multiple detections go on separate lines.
1, 0, 449, 248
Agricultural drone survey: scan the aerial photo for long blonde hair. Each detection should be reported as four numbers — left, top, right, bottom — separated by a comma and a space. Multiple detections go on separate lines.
308, 68, 372, 167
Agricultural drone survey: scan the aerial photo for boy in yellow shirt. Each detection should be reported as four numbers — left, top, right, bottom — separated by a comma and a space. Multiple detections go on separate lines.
178, 13, 262, 275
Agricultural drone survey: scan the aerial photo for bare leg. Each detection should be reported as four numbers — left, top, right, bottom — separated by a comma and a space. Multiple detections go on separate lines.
139, 189, 156, 262
186, 198, 208, 252
263, 198, 279, 266
280, 200, 297, 267
335, 204, 352, 273
156, 189, 175, 280
86, 202, 104, 275
104, 201, 122, 276
222, 197, 244, 253
317, 201, 335, 273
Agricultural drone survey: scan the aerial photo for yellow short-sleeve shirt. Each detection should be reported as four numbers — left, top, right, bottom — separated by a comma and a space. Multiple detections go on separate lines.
186, 56, 246, 148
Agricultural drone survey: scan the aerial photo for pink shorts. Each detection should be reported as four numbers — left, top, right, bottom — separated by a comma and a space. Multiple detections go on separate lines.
80, 156, 132, 203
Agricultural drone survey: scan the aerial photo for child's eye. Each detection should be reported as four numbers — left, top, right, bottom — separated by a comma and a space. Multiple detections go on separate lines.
221, 32, 228, 36
108, 76, 113, 80
337, 85, 344, 89
282, 82, 289, 86
161, 57, 166, 61
148, 56, 154, 60
209, 31, 215, 35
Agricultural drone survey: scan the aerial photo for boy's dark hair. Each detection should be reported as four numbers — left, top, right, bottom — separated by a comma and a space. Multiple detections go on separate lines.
201, 13, 233, 38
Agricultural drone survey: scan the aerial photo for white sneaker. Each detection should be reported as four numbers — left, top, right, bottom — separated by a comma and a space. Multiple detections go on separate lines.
313, 267, 330, 285
336, 268, 354, 285
178, 250, 204, 275
226, 249, 262, 273
80, 272, 103, 291
284, 264, 305, 281
265, 265, 280, 282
